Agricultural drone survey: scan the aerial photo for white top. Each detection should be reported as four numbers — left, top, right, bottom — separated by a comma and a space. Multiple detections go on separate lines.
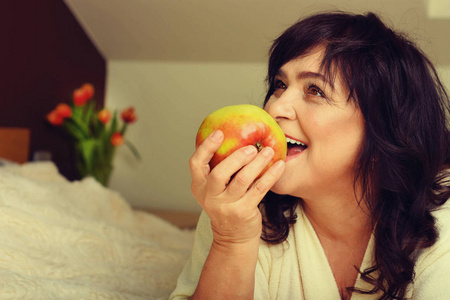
170, 200, 450, 299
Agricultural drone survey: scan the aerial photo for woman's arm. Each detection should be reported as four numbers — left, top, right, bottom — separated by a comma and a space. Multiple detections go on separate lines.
188, 130, 285, 299
191, 236, 260, 299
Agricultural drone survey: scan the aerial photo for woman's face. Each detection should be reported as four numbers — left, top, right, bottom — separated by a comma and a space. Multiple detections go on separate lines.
264, 47, 365, 201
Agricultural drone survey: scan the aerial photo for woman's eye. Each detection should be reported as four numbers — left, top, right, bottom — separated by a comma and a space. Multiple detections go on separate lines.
275, 80, 286, 90
306, 85, 325, 98
272, 80, 286, 98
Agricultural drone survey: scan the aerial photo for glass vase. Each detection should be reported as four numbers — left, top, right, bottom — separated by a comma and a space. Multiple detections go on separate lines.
75, 138, 115, 186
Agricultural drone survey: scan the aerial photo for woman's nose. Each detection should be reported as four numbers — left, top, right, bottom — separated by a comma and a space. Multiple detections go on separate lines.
265, 90, 297, 122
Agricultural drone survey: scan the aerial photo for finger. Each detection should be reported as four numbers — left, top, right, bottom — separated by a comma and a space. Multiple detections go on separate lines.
190, 130, 224, 196
207, 145, 258, 196
225, 147, 275, 198
246, 160, 285, 206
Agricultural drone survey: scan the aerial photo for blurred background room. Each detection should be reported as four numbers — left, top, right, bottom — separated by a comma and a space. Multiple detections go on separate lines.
2, 0, 449, 217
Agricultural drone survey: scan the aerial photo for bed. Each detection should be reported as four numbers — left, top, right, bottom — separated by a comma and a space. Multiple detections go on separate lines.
0, 128, 196, 299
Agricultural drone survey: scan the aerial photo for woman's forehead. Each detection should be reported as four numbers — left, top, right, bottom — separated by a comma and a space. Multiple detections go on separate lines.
281, 47, 343, 83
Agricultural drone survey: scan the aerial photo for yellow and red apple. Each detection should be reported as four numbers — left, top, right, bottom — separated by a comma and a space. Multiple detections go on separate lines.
196, 104, 287, 177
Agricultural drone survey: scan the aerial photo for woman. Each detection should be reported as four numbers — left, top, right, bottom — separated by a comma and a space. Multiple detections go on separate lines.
171, 11, 450, 299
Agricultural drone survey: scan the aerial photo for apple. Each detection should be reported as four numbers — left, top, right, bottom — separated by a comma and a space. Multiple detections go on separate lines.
196, 104, 287, 177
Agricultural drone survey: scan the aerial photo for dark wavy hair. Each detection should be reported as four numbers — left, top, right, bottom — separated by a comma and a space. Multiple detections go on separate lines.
260, 11, 450, 299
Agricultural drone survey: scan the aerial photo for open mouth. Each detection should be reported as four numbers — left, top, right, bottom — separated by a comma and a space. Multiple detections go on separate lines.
286, 136, 308, 157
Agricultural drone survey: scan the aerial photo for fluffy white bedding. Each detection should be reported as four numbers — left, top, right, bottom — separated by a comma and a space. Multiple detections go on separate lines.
0, 161, 194, 299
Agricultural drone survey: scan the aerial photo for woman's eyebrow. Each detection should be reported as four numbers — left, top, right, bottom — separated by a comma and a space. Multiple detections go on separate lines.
275, 69, 287, 79
275, 69, 335, 91
298, 71, 335, 90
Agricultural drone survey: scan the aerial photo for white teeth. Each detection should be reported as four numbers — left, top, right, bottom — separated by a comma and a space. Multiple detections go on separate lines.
286, 137, 307, 147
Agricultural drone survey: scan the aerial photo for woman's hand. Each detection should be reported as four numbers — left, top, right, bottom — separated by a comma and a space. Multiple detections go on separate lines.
189, 130, 285, 250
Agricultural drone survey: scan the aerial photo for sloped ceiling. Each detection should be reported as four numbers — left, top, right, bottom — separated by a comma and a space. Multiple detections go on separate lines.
64, 0, 450, 64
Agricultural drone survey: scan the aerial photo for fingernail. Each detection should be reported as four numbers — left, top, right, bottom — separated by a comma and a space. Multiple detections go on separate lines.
210, 130, 223, 141
261, 147, 274, 157
244, 146, 257, 155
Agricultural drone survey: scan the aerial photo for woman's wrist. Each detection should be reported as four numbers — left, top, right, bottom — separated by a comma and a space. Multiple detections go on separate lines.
211, 236, 261, 257
190, 238, 258, 300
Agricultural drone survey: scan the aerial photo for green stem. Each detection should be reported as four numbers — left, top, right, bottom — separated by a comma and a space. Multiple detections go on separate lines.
125, 139, 141, 160
121, 123, 128, 135
67, 115, 91, 139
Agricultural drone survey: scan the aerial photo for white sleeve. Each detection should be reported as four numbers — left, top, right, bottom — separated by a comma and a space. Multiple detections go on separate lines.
169, 211, 213, 299
412, 250, 450, 299
412, 205, 450, 299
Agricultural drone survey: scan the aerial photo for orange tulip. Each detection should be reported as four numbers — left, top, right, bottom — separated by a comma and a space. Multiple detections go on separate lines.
98, 109, 111, 124
81, 83, 94, 99
47, 110, 64, 126
73, 88, 89, 106
121, 107, 137, 123
55, 103, 72, 118
73, 83, 95, 106
111, 132, 124, 146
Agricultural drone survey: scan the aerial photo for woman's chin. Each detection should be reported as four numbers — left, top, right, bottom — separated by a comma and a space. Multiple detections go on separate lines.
269, 181, 290, 196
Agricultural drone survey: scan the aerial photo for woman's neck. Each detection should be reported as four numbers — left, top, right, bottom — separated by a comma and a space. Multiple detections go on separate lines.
301, 192, 374, 298
301, 191, 373, 244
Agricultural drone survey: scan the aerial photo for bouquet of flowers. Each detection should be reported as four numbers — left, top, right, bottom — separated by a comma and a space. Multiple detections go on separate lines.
46, 83, 140, 186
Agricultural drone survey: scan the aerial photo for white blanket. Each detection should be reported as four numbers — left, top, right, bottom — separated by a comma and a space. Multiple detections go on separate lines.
0, 161, 194, 299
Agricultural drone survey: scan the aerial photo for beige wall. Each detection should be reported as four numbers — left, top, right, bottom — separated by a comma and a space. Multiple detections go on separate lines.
439, 66, 450, 120
438, 66, 450, 89
105, 60, 267, 212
